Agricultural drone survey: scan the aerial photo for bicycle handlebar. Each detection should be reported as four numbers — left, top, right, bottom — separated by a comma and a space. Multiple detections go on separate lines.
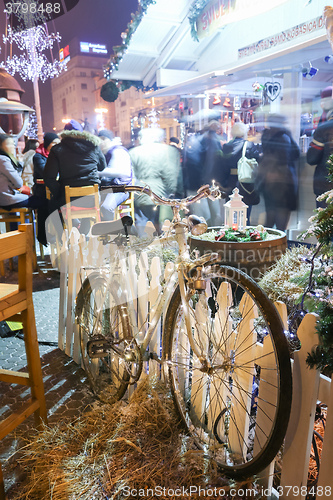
100, 184, 226, 207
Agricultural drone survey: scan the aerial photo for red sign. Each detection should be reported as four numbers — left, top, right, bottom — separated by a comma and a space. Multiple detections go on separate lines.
59, 45, 70, 62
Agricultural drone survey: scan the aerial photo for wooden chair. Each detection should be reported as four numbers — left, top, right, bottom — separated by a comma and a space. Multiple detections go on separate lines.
64, 184, 100, 233
0, 208, 37, 273
114, 190, 135, 223
0, 224, 47, 499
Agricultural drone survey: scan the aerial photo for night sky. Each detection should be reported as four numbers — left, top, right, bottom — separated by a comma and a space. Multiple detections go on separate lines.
0, 0, 138, 131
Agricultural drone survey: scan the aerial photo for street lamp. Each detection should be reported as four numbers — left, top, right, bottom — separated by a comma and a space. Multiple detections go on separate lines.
95, 108, 108, 130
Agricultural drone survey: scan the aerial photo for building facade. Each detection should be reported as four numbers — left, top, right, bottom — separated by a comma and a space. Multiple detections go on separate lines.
51, 38, 109, 132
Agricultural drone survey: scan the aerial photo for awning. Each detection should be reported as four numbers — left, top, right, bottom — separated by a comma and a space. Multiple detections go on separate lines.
147, 34, 329, 98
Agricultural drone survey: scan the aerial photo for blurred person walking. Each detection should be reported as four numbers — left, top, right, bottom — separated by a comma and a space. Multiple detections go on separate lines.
217, 122, 260, 224
257, 114, 300, 231
129, 128, 180, 235
183, 122, 222, 225
307, 86, 333, 208
97, 129, 133, 220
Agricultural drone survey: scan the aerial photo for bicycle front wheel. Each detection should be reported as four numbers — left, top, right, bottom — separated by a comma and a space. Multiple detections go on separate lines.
76, 272, 134, 403
164, 264, 292, 478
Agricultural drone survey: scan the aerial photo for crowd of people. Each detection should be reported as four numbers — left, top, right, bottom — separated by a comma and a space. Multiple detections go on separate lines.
182, 115, 301, 231
1, 97, 333, 243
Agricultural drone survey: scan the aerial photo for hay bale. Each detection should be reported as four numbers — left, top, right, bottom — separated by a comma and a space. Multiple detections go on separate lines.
10, 377, 258, 499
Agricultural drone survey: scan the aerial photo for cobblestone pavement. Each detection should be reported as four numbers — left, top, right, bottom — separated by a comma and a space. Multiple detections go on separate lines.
0, 258, 97, 498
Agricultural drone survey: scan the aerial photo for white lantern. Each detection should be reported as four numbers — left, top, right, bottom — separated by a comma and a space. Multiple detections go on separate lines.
224, 188, 248, 230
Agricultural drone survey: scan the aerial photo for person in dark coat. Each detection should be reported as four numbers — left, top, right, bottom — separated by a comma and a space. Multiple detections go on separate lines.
183, 122, 222, 225
307, 87, 333, 208
97, 129, 133, 220
33, 133, 60, 198
257, 114, 300, 231
43, 120, 106, 213
217, 122, 260, 224
31, 133, 60, 245
183, 129, 203, 193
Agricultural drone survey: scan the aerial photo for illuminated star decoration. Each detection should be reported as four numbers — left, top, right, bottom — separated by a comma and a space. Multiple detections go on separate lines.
1, 25, 66, 82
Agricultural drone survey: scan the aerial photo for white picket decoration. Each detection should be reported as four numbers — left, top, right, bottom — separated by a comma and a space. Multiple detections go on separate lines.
65, 228, 81, 357
280, 312, 321, 500
58, 239, 333, 492
58, 231, 68, 351
137, 252, 149, 346
148, 256, 162, 376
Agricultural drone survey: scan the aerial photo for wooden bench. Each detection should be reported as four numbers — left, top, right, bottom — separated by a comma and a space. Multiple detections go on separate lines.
0, 225, 47, 500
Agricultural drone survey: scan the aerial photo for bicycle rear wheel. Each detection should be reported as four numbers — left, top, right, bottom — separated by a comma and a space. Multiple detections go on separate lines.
76, 272, 133, 403
164, 264, 292, 478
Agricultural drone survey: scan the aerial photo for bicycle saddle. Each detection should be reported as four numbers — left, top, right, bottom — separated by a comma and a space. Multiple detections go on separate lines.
91, 216, 133, 236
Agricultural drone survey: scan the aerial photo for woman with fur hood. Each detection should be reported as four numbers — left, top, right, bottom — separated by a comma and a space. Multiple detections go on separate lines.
43, 120, 106, 213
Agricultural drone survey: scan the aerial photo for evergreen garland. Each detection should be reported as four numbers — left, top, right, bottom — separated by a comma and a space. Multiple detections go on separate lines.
188, 0, 212, 42
299, 154, 333, 372
306, 303, 333, 372
301, 154, 333, 245
104, 0, 157, 79
100, 78, 158, 103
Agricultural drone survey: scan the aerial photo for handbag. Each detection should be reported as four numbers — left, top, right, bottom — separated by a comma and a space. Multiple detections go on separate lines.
237, 141, 258, 183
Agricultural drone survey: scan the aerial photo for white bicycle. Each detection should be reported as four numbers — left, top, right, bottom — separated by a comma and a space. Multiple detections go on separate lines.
75, 184, 292, 478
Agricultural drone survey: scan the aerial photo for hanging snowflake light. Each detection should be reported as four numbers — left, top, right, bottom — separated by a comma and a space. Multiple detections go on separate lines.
1, 25, 66, 82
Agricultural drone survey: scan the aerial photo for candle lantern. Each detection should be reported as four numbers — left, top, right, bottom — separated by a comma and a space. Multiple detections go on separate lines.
224, 187, 248, 230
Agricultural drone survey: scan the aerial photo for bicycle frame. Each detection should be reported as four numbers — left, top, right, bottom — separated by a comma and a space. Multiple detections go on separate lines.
94, 222, 204, 362
90, 184, 222, 362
